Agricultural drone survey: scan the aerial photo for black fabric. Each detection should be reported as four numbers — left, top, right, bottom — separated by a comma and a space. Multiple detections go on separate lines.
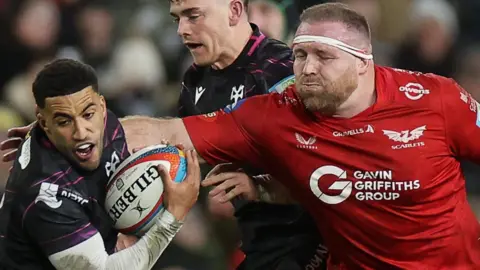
0, 110, 128, 269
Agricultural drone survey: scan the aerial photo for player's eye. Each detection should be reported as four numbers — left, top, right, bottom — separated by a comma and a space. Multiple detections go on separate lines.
294, 53, 306, 60
83, 111, 96, 120
172, 17, 179, 24
188, 15, 200, 22
57, 119, 71, 127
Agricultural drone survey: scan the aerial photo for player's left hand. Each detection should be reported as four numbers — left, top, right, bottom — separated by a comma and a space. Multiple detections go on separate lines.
115, 233, 138, 251
202, 164, 259, 203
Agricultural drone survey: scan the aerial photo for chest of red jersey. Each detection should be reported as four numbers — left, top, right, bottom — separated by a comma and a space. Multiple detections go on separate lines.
264, 102, 460, 218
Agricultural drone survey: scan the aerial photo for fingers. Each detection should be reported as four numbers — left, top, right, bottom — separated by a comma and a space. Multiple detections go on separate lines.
7, 126, 31, 138
160, 139, 169, 145
205, 163, 235, 178
208, 179, 237, 197
132, 146, 146, 153
185, 150, 200, 184
221, 187, 241, 202
175, 143, 185, 150
191, 150, 200, 189
202, 172, 237, 187
2, 149, 18, 163
0, 138, 23, 151
157, 164, 172, 187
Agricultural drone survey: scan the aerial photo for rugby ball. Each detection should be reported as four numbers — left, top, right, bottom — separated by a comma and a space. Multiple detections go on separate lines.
105, 144, 187, 235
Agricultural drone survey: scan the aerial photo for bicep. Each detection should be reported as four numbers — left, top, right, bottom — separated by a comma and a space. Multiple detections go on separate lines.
182, 98, 266, 166
23, 197, 101, 256
442, 79, 480, 162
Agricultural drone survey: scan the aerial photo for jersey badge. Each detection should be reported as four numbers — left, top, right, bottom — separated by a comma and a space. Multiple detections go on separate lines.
295, 133, 318, 149
230, 85, 245, 107
195, 86, 206, 105
35, 183, 62, 209
268, 75, 295, 93
382, 125, 427, 150
398, 83, 430, 100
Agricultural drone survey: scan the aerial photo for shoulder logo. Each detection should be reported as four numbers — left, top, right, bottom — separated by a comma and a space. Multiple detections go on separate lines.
268, 75, 295, 93
35, 183, 62, 209
195, 86, 206, 105
295, 133, 317, 149
398, 83, 430, 100
19, 137, 32, 170
231, 85, 245, 107
105, 151, 120, 178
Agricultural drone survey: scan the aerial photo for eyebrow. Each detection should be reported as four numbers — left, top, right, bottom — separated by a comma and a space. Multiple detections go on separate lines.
53, 103, 95, 119
170, 7, 201, 17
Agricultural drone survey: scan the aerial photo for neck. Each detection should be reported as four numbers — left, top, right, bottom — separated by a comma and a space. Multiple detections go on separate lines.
333, 66, 376, 118
211, 21, 252, 70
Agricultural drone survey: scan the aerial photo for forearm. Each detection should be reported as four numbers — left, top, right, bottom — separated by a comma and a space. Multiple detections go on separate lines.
106, 209, 182, 269
120, 116, 192, 152
49, 210, 183, 270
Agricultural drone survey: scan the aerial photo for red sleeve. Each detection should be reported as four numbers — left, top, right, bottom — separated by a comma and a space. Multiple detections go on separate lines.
182, 95, 270, 166
441, 78, 480, 162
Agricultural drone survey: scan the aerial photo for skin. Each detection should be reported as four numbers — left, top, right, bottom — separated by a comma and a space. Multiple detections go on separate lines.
169, 0, 252, 69
293, 20, 375, 118
37, 86, 106, 171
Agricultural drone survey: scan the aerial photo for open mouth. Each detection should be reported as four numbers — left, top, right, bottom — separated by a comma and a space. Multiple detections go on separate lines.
74, 143, 95, 161
185, 42, 203, 50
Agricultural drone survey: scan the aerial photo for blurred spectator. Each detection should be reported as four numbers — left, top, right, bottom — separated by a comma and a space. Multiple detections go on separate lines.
339, 0, 394, 66
455, 44, 480, 101
4, 59, 47, 122
393, 0, 459, 77
0, 0, 60, 91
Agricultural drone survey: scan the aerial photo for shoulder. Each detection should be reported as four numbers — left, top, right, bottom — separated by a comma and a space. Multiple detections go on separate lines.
181, 64, 206, 89
104, 109, 126, 143
254, 38, 293, 63
247, 38, 294, 92
378, 66, 460, 111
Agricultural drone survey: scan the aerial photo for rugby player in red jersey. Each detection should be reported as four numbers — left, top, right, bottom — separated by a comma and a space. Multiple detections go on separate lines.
4, 3, 480, 269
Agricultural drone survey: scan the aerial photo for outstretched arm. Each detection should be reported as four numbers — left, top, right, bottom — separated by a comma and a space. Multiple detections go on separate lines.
120, 116, 204, 160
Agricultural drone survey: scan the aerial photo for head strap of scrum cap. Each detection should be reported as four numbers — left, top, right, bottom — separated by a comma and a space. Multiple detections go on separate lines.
292, 35, 373, 60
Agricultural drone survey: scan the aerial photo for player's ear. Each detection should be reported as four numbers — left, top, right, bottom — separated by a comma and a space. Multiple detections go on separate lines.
36, 111, 48, 133
229, 0, 245, 26
357, 58, 369, 75
97, 94, 106, 116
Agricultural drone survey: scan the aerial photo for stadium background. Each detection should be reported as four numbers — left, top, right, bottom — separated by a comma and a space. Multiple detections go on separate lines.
1, 0, 480, 269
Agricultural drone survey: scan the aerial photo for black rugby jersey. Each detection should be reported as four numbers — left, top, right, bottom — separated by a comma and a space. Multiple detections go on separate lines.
178, 24, 325, 270
0, 110, 128, 270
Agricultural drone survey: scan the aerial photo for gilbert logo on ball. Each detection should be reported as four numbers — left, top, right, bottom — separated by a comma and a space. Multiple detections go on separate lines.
104, 144, 187, 235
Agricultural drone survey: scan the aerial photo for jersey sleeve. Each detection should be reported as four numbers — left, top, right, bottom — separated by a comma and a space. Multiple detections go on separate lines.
22, 184, 99, 256
440, 78, 480, 162
263, 55, 295, 94
182, 94, 271, 167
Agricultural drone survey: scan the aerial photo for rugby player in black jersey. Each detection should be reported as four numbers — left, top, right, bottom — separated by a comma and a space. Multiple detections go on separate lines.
170, 0, 326, 268
0, 59, 200, 270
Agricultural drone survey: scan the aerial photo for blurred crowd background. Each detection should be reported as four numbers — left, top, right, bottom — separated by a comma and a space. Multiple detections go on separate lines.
1, 0, 480, 269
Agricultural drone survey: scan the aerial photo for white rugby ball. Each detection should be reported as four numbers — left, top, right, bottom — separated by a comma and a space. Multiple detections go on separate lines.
105, 144, 187, 235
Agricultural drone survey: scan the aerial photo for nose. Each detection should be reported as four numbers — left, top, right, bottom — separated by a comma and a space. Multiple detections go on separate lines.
177, 18, 191, 37
72, 119, 88, 141
302, 56, 318, 76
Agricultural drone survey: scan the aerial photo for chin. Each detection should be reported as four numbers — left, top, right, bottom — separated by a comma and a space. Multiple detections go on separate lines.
192, 56, 214, 67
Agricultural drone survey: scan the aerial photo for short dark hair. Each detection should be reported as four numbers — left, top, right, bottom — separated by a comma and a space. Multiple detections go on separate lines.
33, 59, 98, 109
243, 0, 249, 8
300, 3, 371, 40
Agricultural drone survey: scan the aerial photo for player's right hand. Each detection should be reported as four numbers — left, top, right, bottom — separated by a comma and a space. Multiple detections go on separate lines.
1, 122, 35, 163
157, 150, 200, 221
